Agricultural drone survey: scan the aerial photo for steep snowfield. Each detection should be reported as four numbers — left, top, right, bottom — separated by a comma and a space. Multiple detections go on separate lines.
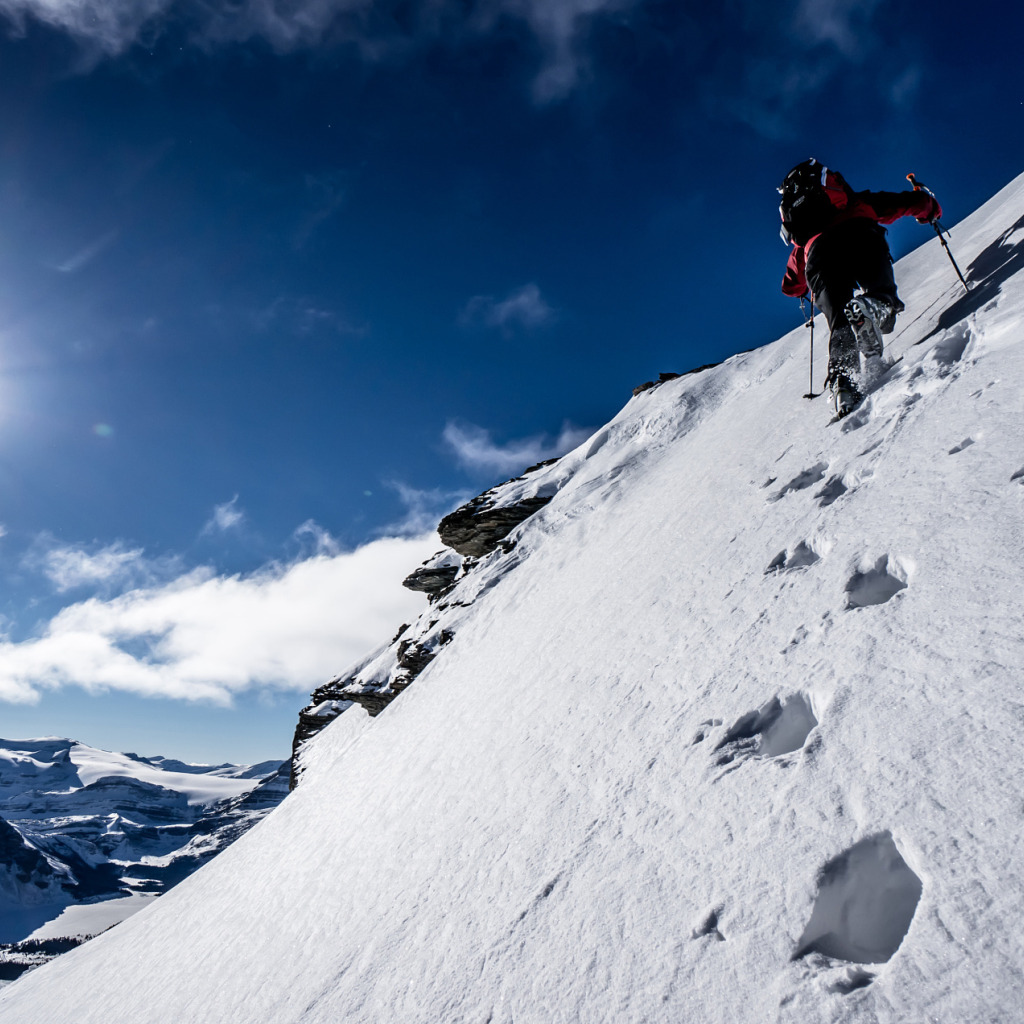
2, 173, 1023, 1023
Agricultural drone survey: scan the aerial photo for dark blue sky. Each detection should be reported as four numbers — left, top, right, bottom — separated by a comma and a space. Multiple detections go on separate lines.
0, 0, 1019, 762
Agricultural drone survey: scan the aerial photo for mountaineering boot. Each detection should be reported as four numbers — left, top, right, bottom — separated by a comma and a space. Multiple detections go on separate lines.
844, 295, 895, 358
828, 370, 862, 419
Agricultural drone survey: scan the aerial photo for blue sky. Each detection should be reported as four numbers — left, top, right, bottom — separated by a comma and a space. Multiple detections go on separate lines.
0, 0, 1019, 764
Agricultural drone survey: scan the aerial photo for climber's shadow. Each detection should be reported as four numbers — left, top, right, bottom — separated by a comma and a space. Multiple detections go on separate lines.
917, 212, 1024, 345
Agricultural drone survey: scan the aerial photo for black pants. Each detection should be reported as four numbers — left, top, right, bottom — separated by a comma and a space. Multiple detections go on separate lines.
805, 219, 901, 376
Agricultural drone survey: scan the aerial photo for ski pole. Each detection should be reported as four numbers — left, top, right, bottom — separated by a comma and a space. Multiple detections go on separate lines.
907, 173, 970, 292
800, 296, 819, 398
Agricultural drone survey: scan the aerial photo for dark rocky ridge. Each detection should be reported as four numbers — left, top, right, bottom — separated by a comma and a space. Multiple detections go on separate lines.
289, 681, 357, 789
631, 361, 723, 397
437, 459, 559, 558
438, 495, 552, 558
290, 461, 562, 787
402, 550, 462, 601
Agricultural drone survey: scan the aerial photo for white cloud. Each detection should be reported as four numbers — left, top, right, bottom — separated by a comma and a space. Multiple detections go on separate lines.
459, 283, 556, 335
443, 419, 592, 476
0, 534, 440, 706
203, 496, 245, 535
37, 542, 146, 592
22, 536, 174, 594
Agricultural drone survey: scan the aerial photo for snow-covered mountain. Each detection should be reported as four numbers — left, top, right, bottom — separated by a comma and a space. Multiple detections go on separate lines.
2, 171, 1023, 1022
0, 738, 285, 973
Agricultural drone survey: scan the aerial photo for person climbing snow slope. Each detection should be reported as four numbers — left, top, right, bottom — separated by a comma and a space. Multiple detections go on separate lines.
778, 158, 942, 418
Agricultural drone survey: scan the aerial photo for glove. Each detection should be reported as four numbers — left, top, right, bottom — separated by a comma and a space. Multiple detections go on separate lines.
916, 194, 942, 224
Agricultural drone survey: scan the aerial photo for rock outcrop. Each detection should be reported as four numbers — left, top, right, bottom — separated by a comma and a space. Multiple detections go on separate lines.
289, 681, 357, 789
291, 460, 564, 786
402, 550, 462, 600
437, 460, 558, 558
632, 362, 723, 397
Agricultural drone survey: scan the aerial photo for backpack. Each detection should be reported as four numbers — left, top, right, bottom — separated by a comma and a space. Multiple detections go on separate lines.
778, 158, 853, 246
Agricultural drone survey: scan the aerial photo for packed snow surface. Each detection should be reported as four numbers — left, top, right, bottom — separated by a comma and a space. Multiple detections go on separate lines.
3, 173, 1024, 1023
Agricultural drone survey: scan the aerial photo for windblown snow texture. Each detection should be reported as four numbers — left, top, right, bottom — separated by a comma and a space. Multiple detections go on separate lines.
2, 172, 1024, 1023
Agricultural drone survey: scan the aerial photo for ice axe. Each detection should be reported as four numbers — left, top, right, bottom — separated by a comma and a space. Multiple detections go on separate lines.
907, 173, 970, 292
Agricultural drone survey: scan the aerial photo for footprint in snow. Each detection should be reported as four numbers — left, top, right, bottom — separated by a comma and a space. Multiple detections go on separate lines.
793, 831, 922, 966
713, 693, 818, 767
765, 541, 821, 574
769, 463, 828, 502
844, 556, 908, 609
929, 322, 972, 366
814, 475, 848, 507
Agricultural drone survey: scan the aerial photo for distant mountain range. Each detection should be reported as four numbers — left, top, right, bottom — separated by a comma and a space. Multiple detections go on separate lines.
0, 737, 286, 980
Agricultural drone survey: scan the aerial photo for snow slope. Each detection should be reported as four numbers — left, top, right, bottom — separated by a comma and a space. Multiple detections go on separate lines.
2, 173, 1023, 1023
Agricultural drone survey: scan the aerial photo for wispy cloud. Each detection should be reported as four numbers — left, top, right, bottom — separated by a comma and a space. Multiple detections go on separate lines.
252, 296, 367, 338
35, 541, 145, 592
383, 482, 471, 537
291, 519, 341, 557
22, 536, 178, 594
292, 171, 348, 249
0, 0, 167, 59
0, 0, 641, 101
469, 0, 638, 103
49, 229, 120, 274
706, 0, 892, 138
793, 0, 883, 58
711, 55, 835, 141
443, 419, 591, 476
459, 283, 556, 335
0, 533, 440, 706
202, 496, 245, 535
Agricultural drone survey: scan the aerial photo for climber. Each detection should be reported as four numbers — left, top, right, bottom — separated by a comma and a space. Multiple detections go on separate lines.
778, 159, 941, 418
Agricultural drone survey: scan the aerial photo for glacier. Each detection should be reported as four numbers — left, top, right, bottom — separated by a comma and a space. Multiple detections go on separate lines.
0, 737, 285, 970
1, 171, 1022, 1023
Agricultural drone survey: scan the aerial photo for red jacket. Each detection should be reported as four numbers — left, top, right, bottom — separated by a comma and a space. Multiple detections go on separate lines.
781, 189, 941, 297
